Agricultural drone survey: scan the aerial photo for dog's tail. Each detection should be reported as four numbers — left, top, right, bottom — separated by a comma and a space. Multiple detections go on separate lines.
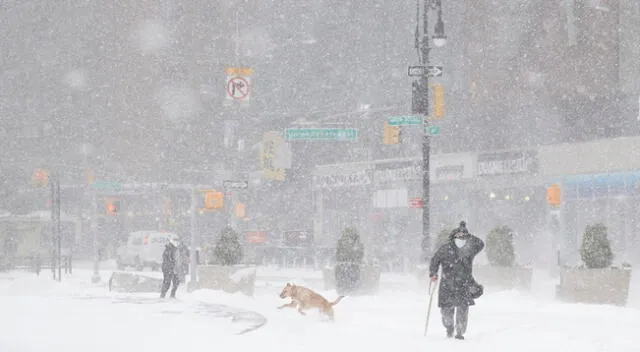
331, 295, 345, 306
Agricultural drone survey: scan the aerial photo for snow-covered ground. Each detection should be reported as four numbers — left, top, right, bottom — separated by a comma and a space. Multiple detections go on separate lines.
1, 264, 639, 352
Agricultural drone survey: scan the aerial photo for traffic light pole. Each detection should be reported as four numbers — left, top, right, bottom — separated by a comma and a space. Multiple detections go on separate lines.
188, 187, 199, 291
412, 0, 445, 263
415, 0, 432, 263
91, 191, 100, 283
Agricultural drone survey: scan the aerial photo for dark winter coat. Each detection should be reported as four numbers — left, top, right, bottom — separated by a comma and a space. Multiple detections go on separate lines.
429, 234, 484, 308
161, 242, 177, 273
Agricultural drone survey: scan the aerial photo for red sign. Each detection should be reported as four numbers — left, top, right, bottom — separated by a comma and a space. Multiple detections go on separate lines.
408, 197, 424, 208
245, 231, 266, 244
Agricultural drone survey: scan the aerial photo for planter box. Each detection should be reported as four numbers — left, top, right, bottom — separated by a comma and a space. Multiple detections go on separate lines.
323, 264, 381, 295
197, 265, 257, 296
556, 267, 632, 306
473, 265, 533, 291
108, 272, 163, 293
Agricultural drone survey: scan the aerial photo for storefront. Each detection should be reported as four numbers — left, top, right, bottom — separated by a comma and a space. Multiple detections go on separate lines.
540, 136, 640, 266
547, 172, 640, 265
312, 149, 547, 270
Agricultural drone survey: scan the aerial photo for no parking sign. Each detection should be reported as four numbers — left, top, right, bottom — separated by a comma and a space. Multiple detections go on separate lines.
225, 67, 253, 101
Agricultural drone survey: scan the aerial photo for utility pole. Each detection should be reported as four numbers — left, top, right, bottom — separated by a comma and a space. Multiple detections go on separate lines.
49, 171, 62, 281
410, 0, 446, 263
56, 175, 61, 282
188, 186, 199, 291
91, 190, 100, 283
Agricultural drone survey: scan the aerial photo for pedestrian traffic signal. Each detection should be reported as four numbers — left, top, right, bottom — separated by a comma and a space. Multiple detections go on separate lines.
383, 122, 401, 144
105, 198, 120, 215
203, 190, 224, 210
235, 203, 246, 218
432, 83, 445, 119
546, 184, 561, 206
33, 169, 49, 187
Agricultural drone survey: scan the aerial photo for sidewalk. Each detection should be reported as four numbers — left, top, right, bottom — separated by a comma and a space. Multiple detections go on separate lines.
0, 267, 268, 336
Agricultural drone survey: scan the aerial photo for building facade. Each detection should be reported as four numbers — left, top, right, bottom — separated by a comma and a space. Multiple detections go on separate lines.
313, 136, 640, 271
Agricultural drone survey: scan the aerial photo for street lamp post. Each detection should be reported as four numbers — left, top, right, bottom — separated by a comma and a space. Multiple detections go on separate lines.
411, 0, 446, 263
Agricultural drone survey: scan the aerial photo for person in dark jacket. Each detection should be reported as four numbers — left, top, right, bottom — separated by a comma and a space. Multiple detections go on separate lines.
429, 221, 484, 340
160, 237, 180, 298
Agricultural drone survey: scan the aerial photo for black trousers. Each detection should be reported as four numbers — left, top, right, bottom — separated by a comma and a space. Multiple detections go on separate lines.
160, 270, 180, 298
441, 305, 469, 335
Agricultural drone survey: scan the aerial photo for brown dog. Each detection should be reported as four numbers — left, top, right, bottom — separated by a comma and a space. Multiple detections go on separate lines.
278, 283, 344, 321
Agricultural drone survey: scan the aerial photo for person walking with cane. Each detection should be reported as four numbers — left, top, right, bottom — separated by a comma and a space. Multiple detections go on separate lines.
429, 221, 484, 340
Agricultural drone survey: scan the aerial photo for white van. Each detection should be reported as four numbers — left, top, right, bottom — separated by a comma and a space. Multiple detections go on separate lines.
116, 231, 180, 271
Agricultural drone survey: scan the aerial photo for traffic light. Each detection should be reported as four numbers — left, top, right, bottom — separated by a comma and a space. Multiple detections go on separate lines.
105, 198, 120, 215
85, 168, 95, 185
203, 190, 224, 210
546, 184, 561, 206
412, 80, 428, 115
33, 169, 49, 187
383, 122, 401, 145
432, 83, 445, 119
235, 203, 246, 218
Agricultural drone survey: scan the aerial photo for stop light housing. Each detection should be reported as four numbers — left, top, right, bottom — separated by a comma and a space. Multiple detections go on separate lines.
203, 190, 224, 210
383, 122, 401, 145
235, 203, 246, 218
33, 169, 49, 187
432, 83, 445, 119
546, 184, 561, 206
105, 198, 120, 215
412, 80, 429, 115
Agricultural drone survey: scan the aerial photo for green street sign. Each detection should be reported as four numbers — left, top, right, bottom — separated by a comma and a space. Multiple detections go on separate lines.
285, 128, 358, 141
91, 181, 122, 191
387, 115, 423, 126
426, 126, 441, 136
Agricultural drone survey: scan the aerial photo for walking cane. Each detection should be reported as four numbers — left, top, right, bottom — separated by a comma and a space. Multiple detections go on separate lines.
424, 271, 439, 337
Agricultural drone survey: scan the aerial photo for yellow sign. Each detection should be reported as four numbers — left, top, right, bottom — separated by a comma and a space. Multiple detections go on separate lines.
260, 131, 286, 181
225, 67, 253, 76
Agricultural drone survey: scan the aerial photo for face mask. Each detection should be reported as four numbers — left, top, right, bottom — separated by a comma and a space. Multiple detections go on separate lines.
454, 238, 467, 248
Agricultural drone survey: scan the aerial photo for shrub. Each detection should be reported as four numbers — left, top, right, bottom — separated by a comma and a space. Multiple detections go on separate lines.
213, 226, 243, 265
580, 223, 613, 269
335, 227, 364, 295
485, 225, 515, 267
336, 227, 364, 264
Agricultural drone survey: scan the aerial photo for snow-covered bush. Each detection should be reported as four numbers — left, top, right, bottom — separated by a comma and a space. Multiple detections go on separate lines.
580, 223, 613, 269
212, 226, 243, 266
485, 225, 515, 267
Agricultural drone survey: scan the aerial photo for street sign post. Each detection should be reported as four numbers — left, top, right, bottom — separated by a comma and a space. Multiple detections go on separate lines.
388, 115, 423, 126
225, 67, 253, 101
284, 128, 358, 141
90, 181, 122, 192
408, 65, 444, 77
426, 125, 441, 136
223, 180, 249, 190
